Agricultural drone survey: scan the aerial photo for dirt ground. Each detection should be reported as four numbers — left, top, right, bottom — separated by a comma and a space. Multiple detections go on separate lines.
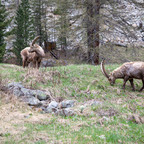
0, 91, 50, 141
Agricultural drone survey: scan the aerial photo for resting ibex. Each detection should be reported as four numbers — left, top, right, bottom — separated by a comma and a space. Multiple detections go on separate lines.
101, 60, 144, 91
20, 36, 45, 68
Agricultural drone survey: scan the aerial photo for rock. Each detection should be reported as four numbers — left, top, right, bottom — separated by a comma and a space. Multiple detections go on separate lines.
56, 108, 75, 116
8, 82, 50, 101
13, 87, 24, 97
41, 59, 56, 67
49, 101, 58, 108
8, 82, 23, 90
27, 97, 42, 106
21, 88, 31, 96
45, 101, 58, 113
60, 100, 75, 108
35, 90, 50, 101
8, 82, 24, 97
26, 90, 50, 101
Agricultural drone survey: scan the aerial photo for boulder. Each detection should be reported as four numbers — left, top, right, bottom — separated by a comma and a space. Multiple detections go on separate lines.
8, 82, 24, 97
56, 108, 75, 116
60, 100, 75, 108
8, 82, 23, 89
21, 88, 31, 96
41, 59, 56, 67
33, 90, 50, 101
45, 101, 58, 113
27, 97, 42, 106
13, 87, 24, 97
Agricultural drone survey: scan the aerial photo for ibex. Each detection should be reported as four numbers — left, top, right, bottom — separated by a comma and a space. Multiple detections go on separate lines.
101, 60, 144, 91
20, 36, 45, 68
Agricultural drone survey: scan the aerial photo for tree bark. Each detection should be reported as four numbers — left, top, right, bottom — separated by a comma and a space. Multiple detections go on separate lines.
86, 0, 100, 65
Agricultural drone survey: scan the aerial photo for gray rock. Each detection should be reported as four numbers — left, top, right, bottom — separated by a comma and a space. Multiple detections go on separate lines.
35, 90, 49, 101
49, 101, 58, 108
41, 59, 56, 67
8, 82, 23, 90
56, 108, 75, 116
27, 97, 42, 106
25, 90, 50, 101
45, 101, 58, 113
21, 88, 31, 96
13, 87, 24, 97
60, 100, 75, 108
8, 82, 24, 97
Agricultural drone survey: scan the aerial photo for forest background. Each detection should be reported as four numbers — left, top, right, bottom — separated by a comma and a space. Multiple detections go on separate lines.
0, 0, 144, 66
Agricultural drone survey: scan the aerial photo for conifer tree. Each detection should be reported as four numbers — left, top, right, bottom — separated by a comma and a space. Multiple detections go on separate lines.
0, 0, 10, 62
31, 0, 43, 45
13, 0, 34, 64
56, 0, 70, 52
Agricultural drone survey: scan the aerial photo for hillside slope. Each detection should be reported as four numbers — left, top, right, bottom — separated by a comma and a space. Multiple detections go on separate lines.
0, 64, 144, 143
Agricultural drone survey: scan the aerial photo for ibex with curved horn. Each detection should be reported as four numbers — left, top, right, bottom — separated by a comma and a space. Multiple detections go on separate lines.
21, 36, 45, 68
101, 60, 144, 91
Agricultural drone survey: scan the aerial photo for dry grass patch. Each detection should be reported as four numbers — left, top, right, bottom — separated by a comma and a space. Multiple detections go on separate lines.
21, 68, 61, 87
0, 91, 52, 142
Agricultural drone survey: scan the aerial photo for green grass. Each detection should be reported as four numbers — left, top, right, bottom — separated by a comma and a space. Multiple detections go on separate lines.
0, 63, 144, 144
3, 116, 144, 144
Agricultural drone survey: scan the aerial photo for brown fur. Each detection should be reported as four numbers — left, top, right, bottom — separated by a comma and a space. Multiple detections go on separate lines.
101, 60, 144, 91
20, 37, 45, 68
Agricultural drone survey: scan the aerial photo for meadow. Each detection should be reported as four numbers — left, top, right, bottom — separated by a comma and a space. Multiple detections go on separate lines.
0, 63, 144, 144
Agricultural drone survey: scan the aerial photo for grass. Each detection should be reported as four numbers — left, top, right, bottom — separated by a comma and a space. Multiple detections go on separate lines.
0, 63, 144, 144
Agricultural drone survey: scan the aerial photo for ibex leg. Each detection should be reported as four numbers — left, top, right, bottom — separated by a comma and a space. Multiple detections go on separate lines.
122, 76, 129, 90
33, 61, 37, 68
23, 57, 27, 68
139, 79, 144, 92
37, 58, 41, 69
129, 79, 135, 91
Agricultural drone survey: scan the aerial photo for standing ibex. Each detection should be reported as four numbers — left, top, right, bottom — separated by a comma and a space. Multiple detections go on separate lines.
101, 60, 144, 91
21, 36, 45, 68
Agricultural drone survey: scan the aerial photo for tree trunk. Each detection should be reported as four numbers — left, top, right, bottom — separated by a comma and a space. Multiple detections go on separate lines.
86, 0, 100, 65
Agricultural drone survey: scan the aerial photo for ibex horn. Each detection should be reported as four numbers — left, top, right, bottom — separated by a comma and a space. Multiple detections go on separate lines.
100, 59, 109, 79
31, 36, 40, 46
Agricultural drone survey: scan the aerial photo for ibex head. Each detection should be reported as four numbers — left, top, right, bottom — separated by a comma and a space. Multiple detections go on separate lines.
101, 60, 116, 85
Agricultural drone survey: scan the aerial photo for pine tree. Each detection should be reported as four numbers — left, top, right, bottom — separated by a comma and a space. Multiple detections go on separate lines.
13, 0, 34, 65
31, 0, 44, 45
56, 0, 70, 52
0, 0, 10, 62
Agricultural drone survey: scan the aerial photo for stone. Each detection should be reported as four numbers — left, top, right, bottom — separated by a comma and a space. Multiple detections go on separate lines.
35, 90, 49, 101
26, 90, 50, 101
21, 88, 31, 96
13, 87, 24, 97
45, 101, 58, 113
8, 82, 24, 97
41, 59, 56, 67
27, 97, 42, 106
49, 101, 58, 108
56, 108, 75, 116
60, 100, 75, 108
8, 82, 23, 90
